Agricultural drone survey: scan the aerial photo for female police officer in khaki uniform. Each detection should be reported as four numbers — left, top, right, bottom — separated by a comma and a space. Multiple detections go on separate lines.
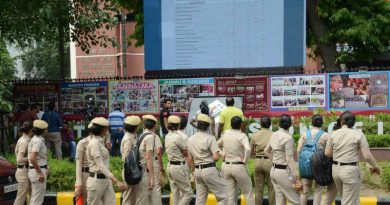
325, 112, 380, 205
187, 114, 227, 205
120, 116, 141, 205
265, 114, 302, 205
28, 120, 49, 205
74, 123, 93, 205
86, 117, 127, 205
165, 115, 193, 205
14, 121, 33, 205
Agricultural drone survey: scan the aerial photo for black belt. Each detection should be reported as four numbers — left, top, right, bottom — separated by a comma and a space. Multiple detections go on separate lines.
332, 161, 357, 166
273, 164, 288, 169
256, 156, 268, 159
82, 167, 89, 172
89, 173, 106, 179
169, 161, 186, 165
29, 165, 47, 169
17, 164, 28, 169
155, 157, 158, 160
195, 163, 215, 169
224, 162, 244, 165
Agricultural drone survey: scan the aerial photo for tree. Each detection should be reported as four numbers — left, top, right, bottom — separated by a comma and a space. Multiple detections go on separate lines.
18, 40, 70, 79
0, 39, 16, 112
309, 0, 390, 69
117, 0, 390, 70
0, 0, 119, 79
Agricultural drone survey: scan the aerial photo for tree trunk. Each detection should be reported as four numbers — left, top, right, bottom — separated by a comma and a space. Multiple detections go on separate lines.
307, 0, 338, 71
59, 23, 65, 80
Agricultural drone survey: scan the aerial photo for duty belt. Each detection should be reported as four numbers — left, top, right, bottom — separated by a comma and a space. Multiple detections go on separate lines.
256, 156, 268, 159
272, 164, 287, 169
29, 165, 47, 169
89, 172, 106, 179
17, 164, 28, 169
332, 161, 357, 166
195, 163, 215, 169
169, 161, 186, 165
224, 162, 244, 165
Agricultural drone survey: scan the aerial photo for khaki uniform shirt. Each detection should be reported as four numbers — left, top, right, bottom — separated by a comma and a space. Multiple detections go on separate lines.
75, 136, 91, 185
165, 131, 187, 162
178, 130, 189, 143
138, 131, 155, 167
28, 135, 48, 166
219, 129, 251, 163
251, 128, 273, 157
298, 127, 329, 154
188, 131, 218, 165
88, 136, 110, 174
326, 125, 369, 163
266, 129, 294, 165
15, 134, 30, 164
121, 132, 137, 161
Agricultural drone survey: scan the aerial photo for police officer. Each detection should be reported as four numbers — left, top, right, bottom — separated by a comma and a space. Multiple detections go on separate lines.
86, 117, 126, 205
220, 116, 254, 205
14, 121, 33, 205
151, 119, 164, 205
165, 115, 193, 205
250, 115, 275, 205
121, 116, 141, 205
297, 114, 329, 205
187, 114, 227, 205
28, 120, 49, 205
265, 114, 302, 205
325, 112, 380, 205
134, 115, 159, 205
74, 123, 93, 205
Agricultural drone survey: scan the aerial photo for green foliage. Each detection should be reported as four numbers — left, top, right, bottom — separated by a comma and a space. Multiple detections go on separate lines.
379, 161, 390, 191
366, 135, 390, 148
18, 40, 70, 79
317, 0, 390, 63
0, 39, 16, 112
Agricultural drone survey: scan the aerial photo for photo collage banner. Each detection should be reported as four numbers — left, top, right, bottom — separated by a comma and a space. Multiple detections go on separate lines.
14, 72, 390, 116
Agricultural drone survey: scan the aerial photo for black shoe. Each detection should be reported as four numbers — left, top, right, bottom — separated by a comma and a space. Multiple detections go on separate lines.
69, 158, 75, 163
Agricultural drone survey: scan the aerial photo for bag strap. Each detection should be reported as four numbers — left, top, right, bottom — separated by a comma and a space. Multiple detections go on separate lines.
306, 130, 312, 143
313, 129, 324, 144
136, 132, 151, 148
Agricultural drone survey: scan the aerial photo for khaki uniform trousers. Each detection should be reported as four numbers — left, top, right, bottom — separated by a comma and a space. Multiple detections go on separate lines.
301, 179, 323, 205
167, 163, 193, 205
14, 168, 30, 205
150, 162, 162, 205
29, 169, 47, 205
86, 176, 116, 205
134, 169, 162, 205
194, 166, 227, 205
332, 165, 361, 205
270, 167, 300, 205
81, 172, 90, 205
122, 170, 135, 205
45, 132, 62, 159
254, 158, 275, 205
320, 182, 338, 205
221, 164, 255, 205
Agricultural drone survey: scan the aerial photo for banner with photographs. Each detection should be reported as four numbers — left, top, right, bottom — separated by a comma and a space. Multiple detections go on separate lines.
216, 76, 268, 111
270, 74, 326, 111
109, 80, 159, 113
159, 78, 215, 112
60, 81, 108, 115
14, 83, 59, 111
329, 72, 389, 109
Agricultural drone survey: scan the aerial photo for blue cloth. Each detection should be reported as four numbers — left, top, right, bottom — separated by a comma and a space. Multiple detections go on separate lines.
42, 111, 64, 133
62, 141, 76, 160
108, 110, 125, 130
110, 131, 124, 156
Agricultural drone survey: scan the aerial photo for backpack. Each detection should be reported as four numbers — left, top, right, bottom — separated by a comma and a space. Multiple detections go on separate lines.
298, 129, 324, 179
124, 132, 150, 185
311, 149, 333, 186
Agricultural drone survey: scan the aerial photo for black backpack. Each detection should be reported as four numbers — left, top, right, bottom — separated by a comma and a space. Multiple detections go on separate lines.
311, 149, 333, 186
124, 132, 150, 185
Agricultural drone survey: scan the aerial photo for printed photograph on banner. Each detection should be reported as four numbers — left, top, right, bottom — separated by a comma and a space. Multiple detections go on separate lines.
329, 72, 389, 109
109, 80, 159, 113
14, 84, 60, 112
215, 77, 268, 111
159, 78, 215, 112
60, 81, 109, 115
270, 74, 326, 110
